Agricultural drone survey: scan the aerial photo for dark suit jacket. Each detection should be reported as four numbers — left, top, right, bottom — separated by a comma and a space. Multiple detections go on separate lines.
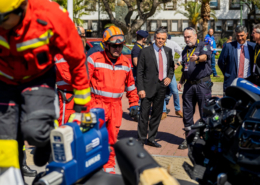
218, 41, 256, 90
136, 45, 174, 98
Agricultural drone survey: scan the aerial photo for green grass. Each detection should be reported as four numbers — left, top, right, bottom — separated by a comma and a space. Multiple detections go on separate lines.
174, 65, 224, 82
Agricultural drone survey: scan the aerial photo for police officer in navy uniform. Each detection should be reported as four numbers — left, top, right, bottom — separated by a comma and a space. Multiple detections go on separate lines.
177, 27, 212, 149
131, 30, 149, 81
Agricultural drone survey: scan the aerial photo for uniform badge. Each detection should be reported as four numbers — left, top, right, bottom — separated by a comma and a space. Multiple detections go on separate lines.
203, 45, 208, 51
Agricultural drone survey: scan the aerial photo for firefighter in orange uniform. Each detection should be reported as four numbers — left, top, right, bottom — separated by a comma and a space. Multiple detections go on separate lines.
55, 26, 89, 126
0, 0, 91, 173
87, 26, 139, 174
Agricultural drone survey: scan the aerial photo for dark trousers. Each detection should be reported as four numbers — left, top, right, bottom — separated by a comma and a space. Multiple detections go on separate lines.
183, 81, 212, 127
0, 67, 57, 169
138, 81, 167, 142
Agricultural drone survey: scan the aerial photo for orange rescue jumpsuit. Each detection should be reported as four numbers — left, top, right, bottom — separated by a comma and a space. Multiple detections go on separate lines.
87, 51, 139, 173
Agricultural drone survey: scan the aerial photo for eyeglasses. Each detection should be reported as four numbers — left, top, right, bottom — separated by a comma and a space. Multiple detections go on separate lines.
110, 44, 123, 49
109, 35, 125, 44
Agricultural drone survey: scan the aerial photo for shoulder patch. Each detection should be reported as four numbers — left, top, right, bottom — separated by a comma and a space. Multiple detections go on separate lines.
203, 45, 208, 51
37, 19, 48, 26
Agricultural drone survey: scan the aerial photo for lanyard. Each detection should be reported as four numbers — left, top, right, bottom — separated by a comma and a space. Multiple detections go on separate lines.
254, 47, 260, 64
100, 42, 104, 50
136, 43, 143, 49
187, 40, 199, 62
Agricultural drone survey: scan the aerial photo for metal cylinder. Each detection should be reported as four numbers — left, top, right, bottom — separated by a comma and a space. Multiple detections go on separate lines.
67, 0, 73, 21
35, 171, 63, 185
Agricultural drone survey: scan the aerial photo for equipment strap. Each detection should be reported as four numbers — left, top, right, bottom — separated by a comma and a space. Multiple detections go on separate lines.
58, 89, 74, 103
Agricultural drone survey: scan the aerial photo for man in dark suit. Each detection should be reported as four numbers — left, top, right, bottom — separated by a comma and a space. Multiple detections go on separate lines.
137, 27, 174, 147
218, 26, 256, 91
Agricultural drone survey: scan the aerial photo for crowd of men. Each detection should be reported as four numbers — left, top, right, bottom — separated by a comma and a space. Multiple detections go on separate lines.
1, 0, 260, 183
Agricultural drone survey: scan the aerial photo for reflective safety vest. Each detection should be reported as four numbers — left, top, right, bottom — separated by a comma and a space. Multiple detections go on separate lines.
0, 0, 90, 104
87, 51, 139, 107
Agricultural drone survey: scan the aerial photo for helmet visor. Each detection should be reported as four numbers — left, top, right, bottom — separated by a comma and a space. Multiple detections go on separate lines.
108, 35, 125, 44
0, 13, 10, 24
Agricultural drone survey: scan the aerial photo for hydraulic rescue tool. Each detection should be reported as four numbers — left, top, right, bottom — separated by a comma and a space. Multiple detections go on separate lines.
34, 108, 109, 185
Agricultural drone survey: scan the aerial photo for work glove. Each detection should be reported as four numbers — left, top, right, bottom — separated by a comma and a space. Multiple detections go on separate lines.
129, 106, 139, 117
73, 88, 92, 113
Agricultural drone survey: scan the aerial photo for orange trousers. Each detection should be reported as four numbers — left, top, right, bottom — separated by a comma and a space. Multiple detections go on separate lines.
93, 96, 122, 174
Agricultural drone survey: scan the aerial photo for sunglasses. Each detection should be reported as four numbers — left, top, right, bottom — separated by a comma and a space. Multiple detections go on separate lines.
0, 13, 10, 24
110, 44, 123, 49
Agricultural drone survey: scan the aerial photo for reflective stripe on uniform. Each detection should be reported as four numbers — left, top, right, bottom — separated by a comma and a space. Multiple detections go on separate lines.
23, 145, 25, 151
55, 58, 66, 64
16, 30, 54, 52
73, 88, 91, 105
95, 63, 113, 70
87, 56, 94, 65
57, 81, 69, 86
0, 36, 10, 49
126, 84, 135, 92
89, 59, 131, 73
114, 65, 131, 72
104, 168, 115, 173
91, 88, 123, 98
0, 70, 14, 80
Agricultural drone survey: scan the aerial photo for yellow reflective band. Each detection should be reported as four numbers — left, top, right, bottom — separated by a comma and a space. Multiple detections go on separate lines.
0, 36, 10, 49
73, 88, 91, 105
0, 140, 20, 169
16, 30, 54, 52
23, 145, 25, 151
254, 49, 260, 64
68, 114, 76, 123
100, 42, 104, 50
23, 76, 31, 80
54, 120, 59, 129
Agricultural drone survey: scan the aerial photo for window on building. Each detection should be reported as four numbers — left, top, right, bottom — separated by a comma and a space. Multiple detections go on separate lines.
182, 21, 189, 31
92, 21, 98, 31
171, 21, 178, 32
210, 0, 220, 10
226, 20, 234, 32
85, 0, 96, 11
151, 21, 157, 32
141, 22, 147, 31
161, 21, 168, 29
164, 1, 177, 10
83, 21, 88, 30
237, 20, 245, 26
229, 0, 240, 10
215, 20, 222, 32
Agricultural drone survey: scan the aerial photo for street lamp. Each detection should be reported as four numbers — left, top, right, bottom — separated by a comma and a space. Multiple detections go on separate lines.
232, 0, 246, 25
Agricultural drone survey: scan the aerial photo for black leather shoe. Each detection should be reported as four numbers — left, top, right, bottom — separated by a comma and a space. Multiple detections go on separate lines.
146, 141, 161, 148
22, 165, 37, 177
33, 144, 52, 167
178, 139, 188, 150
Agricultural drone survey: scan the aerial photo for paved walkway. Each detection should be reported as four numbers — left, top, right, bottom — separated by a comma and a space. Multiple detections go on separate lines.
25, 84, 223, 184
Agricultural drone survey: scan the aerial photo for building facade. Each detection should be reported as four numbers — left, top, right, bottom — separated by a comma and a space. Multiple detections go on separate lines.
81, 0, 260, 44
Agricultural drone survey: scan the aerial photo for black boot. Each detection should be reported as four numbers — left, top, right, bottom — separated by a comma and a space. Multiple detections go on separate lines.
178, 130, 189, 150
33, 143, 52, 167
22, 165, 37, 177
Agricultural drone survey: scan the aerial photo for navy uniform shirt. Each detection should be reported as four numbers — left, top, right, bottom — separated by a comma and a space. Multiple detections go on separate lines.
131, 43, 143, 77
181, 40, 212, 81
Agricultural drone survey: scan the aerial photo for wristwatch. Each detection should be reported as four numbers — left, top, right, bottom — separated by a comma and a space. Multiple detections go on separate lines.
197, 56, 200, 61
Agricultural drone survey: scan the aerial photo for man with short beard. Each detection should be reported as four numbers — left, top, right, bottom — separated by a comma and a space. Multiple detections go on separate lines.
177, 27, 212, 150
251, 24, 260, 86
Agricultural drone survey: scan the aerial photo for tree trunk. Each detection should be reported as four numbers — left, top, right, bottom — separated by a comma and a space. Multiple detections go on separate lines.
126, 29, 132, 44
201, 1, 211, 39
202, 19, 208, 39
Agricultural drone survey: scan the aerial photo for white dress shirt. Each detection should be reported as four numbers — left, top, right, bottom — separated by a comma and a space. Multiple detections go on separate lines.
165, 39, 182, 62
237, 41, 251, 78
153, 43, 167, 79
